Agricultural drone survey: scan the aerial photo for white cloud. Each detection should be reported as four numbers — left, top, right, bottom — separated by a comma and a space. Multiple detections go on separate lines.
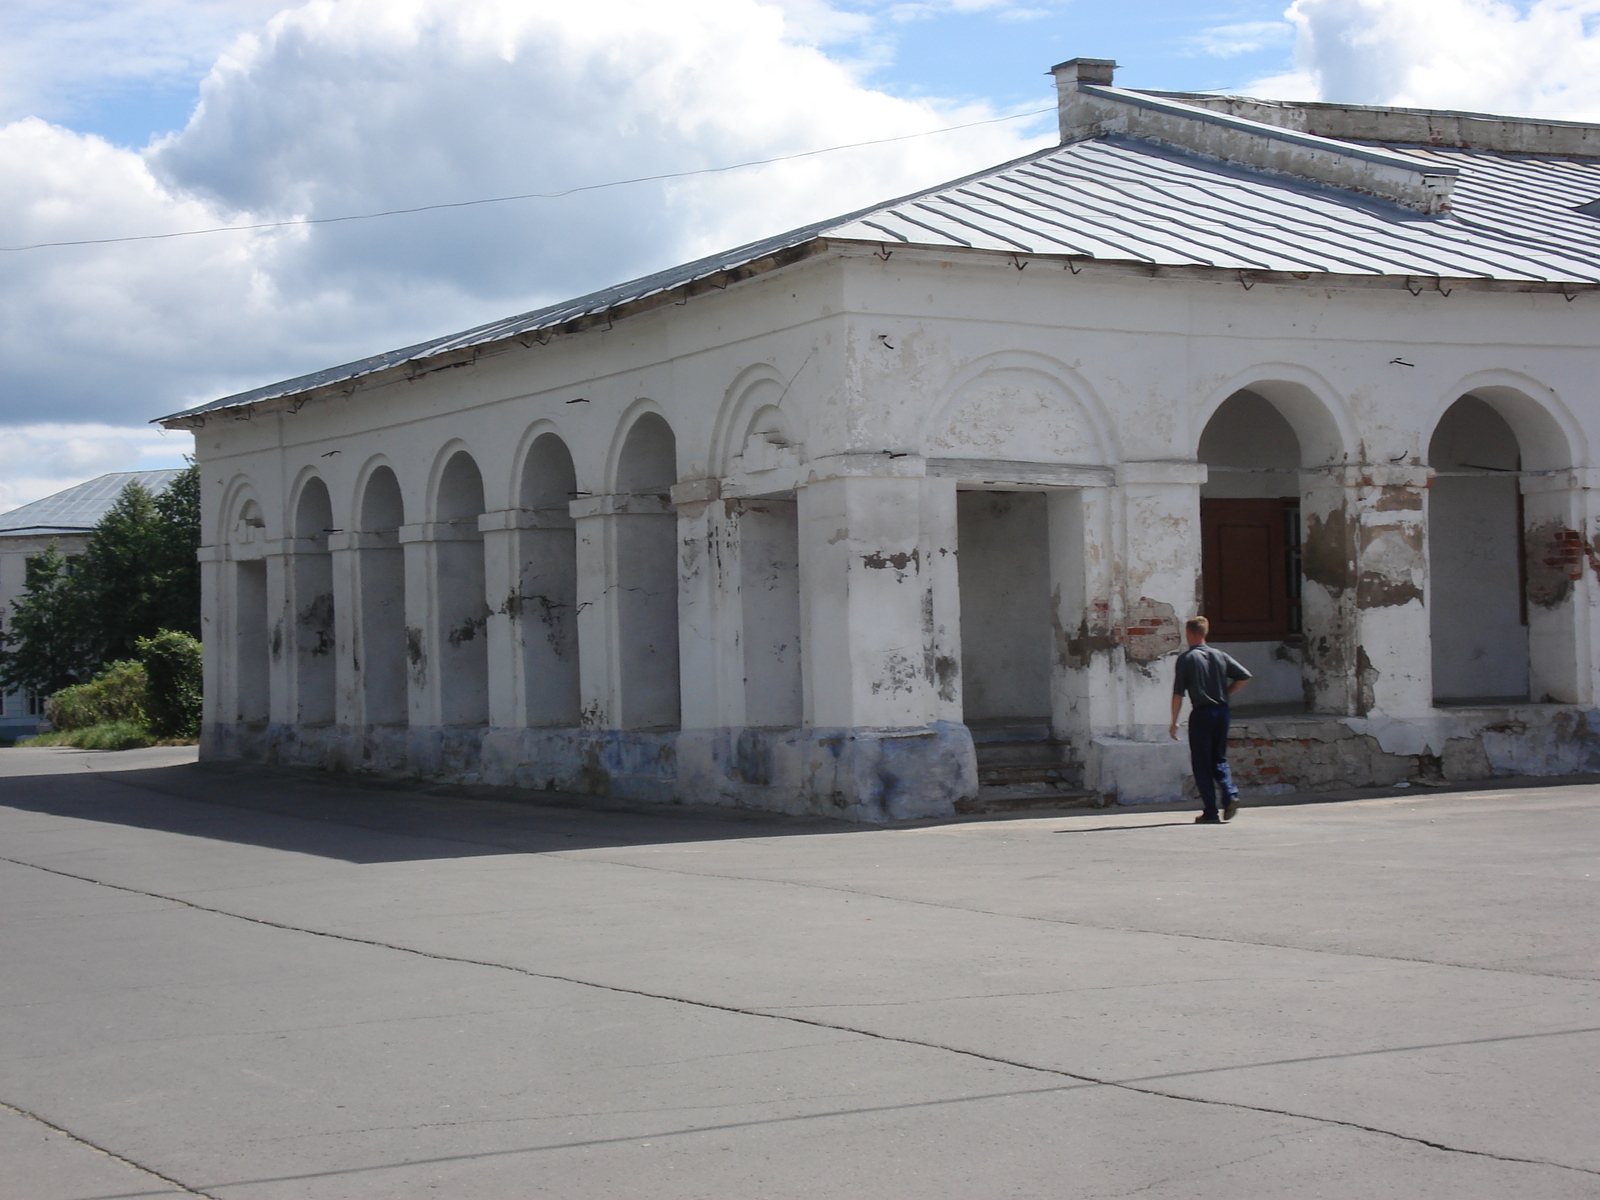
1191, 20, 1296, 58
0, 423, 194, 514
1258, 0, 1600, 118
0, 0, 1051, 449
0, 1, 286, 130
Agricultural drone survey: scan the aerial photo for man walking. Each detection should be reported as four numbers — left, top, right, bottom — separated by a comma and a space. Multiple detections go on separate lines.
1169, 616, 1252, 824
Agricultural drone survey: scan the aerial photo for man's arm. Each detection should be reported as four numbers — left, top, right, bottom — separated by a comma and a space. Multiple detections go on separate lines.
1227, 678, 1249, 695
1169, 692, 1183, 740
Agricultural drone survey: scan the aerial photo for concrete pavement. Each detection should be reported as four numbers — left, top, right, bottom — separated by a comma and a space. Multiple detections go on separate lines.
0, 744, 1595, 1198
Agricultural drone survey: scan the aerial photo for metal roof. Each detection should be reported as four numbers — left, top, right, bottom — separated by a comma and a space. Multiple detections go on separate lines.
0, 470, 185, 537
160, 127, 1600, 424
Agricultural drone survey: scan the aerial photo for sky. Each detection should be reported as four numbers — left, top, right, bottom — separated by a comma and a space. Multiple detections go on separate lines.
3, 0, 1599, 512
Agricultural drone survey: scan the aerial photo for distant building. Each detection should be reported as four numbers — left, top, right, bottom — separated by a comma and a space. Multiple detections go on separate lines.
160, 61, 1600, 819
0, 470, 182, 738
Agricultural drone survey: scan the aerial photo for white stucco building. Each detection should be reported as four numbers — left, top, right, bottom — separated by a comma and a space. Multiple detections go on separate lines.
0, 469, 183, 739
160, 61, 1600, 820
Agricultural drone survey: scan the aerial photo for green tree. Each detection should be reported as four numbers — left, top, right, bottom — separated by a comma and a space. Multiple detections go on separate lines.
0, 544, 91, 696
73, 481, 168, 665
0, 467, 202, 700
151, 465, 201, 639
73, 465, 202, 665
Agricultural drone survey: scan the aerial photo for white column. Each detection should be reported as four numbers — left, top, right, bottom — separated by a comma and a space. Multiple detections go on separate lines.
793, 461, 974, 819
1073, 463, 1201, 804
196, 544, 226, 748
326, 532, 363, 726
479, 510, 522, 728
672, 479, 745, 730
799, 469, 944, 730
1521, 470, 1597, 705
398, 523, 439, 728
1302, 465, 1433, 717
1047, 484, 1120, 746
571, 501, 615, 728
263, 540, 293, 726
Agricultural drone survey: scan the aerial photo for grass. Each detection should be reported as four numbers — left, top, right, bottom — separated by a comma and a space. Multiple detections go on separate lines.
22, 720, 159, 751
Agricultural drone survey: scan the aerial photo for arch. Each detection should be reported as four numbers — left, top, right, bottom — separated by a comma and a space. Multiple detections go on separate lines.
429, 447, 489, 726
431, 444, 487, 523
292, 474, 333, 540
922, 351, 1117, 465
1193, 363, 1355, 467
290, 475, 335, 725
612, 407, 678, 495
356, 463, 407, 725
1428, 369, 1583, 472
515, 429, 581, 725
357, 462, 405, 533
520, 429, 578, 509
711, 365, 804, 476
220, 476, 266, 544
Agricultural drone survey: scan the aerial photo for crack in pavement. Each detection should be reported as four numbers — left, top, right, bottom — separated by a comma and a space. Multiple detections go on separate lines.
73, 769, 1600, 983
0, 1098, 218, 1199
4, 853, 1596, 1182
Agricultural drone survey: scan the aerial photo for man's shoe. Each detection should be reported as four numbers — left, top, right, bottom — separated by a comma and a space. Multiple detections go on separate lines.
1223, 799, 1238, 821
1195, 813, 1222, 824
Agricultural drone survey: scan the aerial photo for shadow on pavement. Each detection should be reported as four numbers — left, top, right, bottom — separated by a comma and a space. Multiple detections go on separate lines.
0, 758, 861, 865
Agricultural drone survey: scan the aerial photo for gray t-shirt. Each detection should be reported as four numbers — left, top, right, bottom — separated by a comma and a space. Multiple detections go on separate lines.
1173, 644, 1252, 709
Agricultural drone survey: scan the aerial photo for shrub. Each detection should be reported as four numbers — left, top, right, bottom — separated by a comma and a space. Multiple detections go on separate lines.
46, 660, 149, 731
137, 630, 203, 739
23, 721, 156, 750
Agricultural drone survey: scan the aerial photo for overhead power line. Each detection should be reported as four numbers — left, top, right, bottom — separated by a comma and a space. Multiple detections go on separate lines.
1, 105, 1054, 253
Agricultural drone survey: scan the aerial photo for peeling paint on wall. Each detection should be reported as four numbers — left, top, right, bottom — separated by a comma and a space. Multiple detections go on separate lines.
1124, 596, 1180, 663
1526, 521, 1584, 608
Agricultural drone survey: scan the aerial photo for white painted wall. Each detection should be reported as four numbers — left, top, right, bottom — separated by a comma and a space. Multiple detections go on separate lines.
182, 243, 1599, 811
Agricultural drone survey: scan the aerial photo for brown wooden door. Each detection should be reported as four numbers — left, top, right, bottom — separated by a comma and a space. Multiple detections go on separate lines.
1201, 498, 1297, 640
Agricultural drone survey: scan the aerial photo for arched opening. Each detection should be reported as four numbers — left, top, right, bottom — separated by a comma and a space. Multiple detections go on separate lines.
517, 434, 580, 725
1197, 391, 1306, 710
357, 467, 407, 726
614, 413, 680, 729
292, 478, 336, 725
1428, 396, 1527, 703
434, 451, 489, 726
233, 498, 269, 724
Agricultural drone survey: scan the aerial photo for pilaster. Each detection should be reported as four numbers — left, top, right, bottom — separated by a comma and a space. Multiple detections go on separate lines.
1302, 464, 1433, 717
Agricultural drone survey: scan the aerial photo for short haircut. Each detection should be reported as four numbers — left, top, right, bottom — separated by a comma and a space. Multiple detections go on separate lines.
1185, 616, 1210, 637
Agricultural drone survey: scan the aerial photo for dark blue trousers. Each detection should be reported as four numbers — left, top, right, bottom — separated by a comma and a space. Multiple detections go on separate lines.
1187, 704, 1238, 817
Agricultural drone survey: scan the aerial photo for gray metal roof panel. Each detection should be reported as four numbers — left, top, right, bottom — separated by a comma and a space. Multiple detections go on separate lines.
0, 470, 185, 535
160, 131, 1600, 423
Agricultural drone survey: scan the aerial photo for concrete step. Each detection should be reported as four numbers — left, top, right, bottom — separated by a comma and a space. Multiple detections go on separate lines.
976, 762, 1077, 785
967, 720, 1052, 745
958, 785, 1101, 814
974, 740, 1074, 767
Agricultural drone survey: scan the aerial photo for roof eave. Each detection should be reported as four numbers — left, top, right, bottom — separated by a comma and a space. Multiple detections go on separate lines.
156, 237, 835, 428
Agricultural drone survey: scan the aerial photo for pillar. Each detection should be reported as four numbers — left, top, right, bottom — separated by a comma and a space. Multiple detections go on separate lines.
1302, 464, 1433, 717
1520, 469, 1598, 705
326, 531, 364, 726
1077, 463, 1202, 804
794, 460, 973, 820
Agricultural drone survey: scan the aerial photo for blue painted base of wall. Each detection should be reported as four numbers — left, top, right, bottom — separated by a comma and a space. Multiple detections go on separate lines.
199, 719, 979, 823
